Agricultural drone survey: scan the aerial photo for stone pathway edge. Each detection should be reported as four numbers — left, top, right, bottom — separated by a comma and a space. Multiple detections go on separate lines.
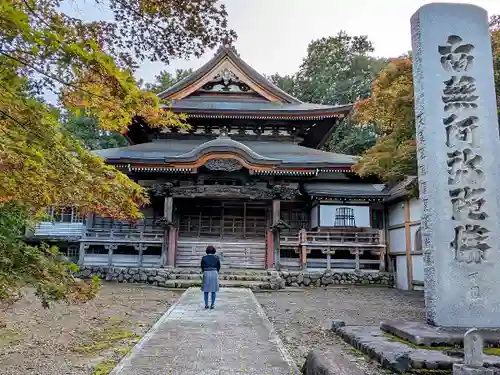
249, 290, 301, 374
108, 288, 190, 375
108, 287, 301, 375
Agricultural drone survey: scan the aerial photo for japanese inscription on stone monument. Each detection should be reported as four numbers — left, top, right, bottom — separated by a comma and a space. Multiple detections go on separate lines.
412, 2, 500, 327
438, 35, 490, 265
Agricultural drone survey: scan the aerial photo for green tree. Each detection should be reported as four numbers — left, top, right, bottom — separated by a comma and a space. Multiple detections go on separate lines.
143, 68, 194, 94
354, 17, 500, 185
295, 31, 387, 105
268, 32, 387, 156
0, 0, 234, 309
327, 120, 378, 156
266, 73, 299, 97
63, 116, 128, 150
353, 56, 416, 184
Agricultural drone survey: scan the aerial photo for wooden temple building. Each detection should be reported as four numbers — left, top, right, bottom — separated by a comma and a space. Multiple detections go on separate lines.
28, 45, 389, 272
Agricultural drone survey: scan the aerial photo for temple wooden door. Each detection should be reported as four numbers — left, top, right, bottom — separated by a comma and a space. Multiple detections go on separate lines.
176, 199, 269, 269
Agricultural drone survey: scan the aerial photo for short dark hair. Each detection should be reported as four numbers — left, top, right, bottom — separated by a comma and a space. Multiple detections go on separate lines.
206, 245, 216, 254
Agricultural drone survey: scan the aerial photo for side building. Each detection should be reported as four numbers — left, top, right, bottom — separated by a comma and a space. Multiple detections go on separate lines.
27, 44, 391, 276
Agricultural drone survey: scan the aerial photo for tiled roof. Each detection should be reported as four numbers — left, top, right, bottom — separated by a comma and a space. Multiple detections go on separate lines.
94, 138, 358, 167
303, 182, 387, 198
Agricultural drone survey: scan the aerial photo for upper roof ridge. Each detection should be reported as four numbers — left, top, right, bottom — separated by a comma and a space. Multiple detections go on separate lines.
157, 43, 302, 104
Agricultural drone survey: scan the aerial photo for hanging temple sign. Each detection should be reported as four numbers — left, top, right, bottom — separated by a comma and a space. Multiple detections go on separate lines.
438, 34, 490, 264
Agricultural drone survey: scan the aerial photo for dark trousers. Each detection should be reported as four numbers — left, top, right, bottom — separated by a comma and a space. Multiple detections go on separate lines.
204, 292, 216, 306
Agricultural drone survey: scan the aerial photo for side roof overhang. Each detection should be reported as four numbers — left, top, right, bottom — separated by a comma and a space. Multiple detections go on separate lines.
304, 182, 388, 201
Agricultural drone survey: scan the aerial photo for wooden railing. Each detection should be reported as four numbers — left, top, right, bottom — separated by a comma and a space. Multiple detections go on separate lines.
84, 228, 164, 243
279, 228, 386, 271
299, 228, 385, 248
85, 217, 164, 244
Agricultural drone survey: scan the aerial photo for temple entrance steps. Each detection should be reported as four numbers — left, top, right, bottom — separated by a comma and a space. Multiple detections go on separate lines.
164, 268, 285, 290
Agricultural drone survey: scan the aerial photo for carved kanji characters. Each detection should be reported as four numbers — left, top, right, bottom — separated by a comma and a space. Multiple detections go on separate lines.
449, 186, 487, 221
447, 148, 484, 186
438, 35, 475, 72
442, 76, 478, 111
443, 114, 478, 148
452, 224, 490, 264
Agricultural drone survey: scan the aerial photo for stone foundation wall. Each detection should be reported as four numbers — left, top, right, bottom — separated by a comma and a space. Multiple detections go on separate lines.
280, 270, 393, 287
75, 266, 393, 288
76, 266, 171, 285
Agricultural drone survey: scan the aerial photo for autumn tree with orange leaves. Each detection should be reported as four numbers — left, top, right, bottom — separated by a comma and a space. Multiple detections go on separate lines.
0, 0, 234, 309
354, 16, 500, 186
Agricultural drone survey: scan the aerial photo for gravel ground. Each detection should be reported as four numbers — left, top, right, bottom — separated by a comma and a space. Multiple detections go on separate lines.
0, 284, 181, 375
257, 286, 425, 375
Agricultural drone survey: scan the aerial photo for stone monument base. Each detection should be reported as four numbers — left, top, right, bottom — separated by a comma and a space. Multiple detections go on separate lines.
454, 363, 494, 375
331, 321, 500, 373
381, 320, 500, 347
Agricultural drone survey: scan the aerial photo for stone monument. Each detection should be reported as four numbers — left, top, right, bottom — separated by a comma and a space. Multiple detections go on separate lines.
327, 5, 500, 372
411, 3, 500, 327
453, 328, 493, 375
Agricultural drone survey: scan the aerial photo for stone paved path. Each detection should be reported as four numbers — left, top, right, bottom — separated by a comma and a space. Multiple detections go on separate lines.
110, 288, 300, 375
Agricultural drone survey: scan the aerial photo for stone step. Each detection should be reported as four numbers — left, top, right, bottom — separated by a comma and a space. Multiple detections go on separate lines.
160, 279, 279, 290
170, 268, 273, 276
169, 273, 274, 282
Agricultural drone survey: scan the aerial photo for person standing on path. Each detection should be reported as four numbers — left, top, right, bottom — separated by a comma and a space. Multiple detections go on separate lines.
200, 245, 220, 309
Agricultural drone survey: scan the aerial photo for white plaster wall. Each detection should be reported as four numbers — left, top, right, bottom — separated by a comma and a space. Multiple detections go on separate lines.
319, 204, 370, 227
409, 198, 423, 222
389, 227, 405, 254
396, 255, 409, 290
412, 254, 424, 282
388, 202, 405, 227
410, 224, 421, 252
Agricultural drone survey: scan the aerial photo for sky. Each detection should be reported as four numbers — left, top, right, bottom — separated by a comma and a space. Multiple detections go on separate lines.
63, 0, 500, 85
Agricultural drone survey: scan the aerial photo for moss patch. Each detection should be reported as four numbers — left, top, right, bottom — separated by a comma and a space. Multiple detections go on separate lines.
383, 333, 500, 356
408, 370, 452, 375
72, 316, 140, 355
346, 347, 367, 358
0, 328, 24, 346
73, 326, 139, 354
383, 333, 457, 351
92, 360, 117, 375
484, 347, 500, 356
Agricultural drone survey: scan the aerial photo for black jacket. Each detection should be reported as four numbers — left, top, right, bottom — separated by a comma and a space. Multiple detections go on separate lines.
201, 254, 221, 272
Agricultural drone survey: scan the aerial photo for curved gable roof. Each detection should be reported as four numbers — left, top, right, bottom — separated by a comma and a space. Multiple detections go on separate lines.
157, 45, 301, 104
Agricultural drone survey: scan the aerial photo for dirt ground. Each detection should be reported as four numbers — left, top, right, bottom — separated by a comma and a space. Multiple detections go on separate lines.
257, 286, 426, 375
1, 284, 425, 375
0, 284, 181, 375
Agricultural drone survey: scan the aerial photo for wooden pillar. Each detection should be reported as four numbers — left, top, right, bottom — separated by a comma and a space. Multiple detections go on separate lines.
354, 248, 360, 271
266, 230, 274, 269
78, 243, 86, 266
162, 196, 175, 267
138, 244, 144, 267
107, 244, 116, 267
272, 199, 281, 269
383, 208, 393, 273
299, 229, 308, 269
167, 227, 177, 267
378, 229, 386, 272
404, 200, 414, 291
